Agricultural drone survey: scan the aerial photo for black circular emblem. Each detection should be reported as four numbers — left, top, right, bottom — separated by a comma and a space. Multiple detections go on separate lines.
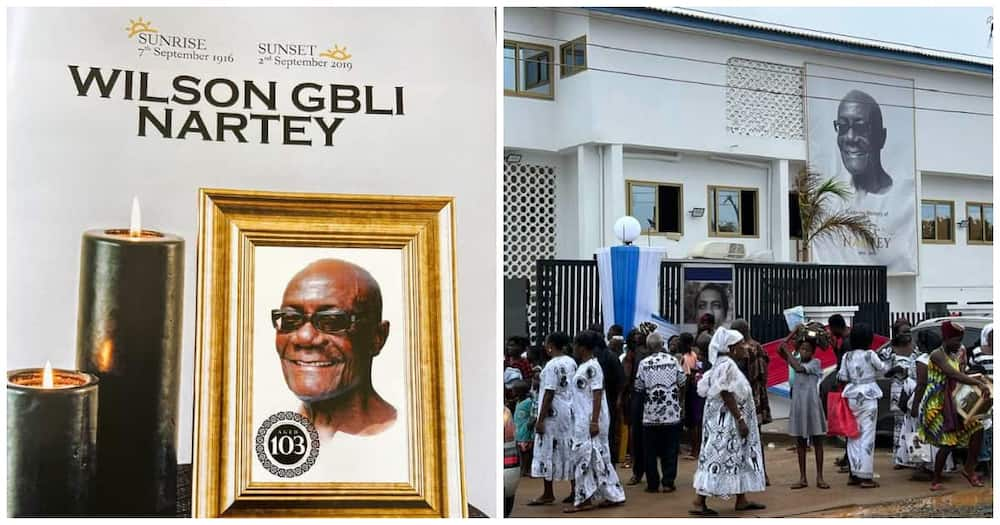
255, 411, 320, 477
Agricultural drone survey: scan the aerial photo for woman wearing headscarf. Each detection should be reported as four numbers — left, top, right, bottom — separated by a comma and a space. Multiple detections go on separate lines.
836, 322, 886, 488
690, 328, 766, 516
529, 332, 577, 505
564, 330, 625, 513
918, 321, 990, 491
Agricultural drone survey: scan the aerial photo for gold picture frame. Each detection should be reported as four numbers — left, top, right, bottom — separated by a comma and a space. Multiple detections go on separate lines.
192, 188, 465, 517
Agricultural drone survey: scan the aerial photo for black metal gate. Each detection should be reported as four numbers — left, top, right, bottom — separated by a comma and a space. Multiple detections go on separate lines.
533, 259, 889, 345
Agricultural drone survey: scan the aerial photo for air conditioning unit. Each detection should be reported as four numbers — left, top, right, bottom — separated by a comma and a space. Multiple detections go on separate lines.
688, 241, 746, 260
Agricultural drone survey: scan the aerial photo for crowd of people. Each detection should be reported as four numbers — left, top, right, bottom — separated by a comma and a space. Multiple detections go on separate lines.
503, 312, 993, 515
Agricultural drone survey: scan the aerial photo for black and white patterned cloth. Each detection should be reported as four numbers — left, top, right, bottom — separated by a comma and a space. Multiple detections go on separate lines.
633, 352, 686, 426
531, 354, 577, 481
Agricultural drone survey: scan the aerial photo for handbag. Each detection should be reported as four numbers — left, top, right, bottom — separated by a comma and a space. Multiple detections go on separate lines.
827, 390, 860, 439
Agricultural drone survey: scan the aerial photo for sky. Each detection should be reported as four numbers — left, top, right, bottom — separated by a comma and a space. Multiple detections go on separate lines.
697, 7, 993, 59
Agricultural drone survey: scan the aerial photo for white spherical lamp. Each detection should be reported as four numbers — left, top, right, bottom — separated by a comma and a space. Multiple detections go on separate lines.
614, 216, 642, 245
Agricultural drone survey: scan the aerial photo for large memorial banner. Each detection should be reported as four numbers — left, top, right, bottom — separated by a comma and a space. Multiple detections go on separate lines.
805, 63, 918, 275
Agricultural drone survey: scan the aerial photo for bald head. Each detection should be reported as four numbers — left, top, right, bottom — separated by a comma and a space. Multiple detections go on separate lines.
283, 258, 383, 320
839, 89, 884, 130
731, 319, 750, 338
836, 89, 890, 193
276, 258, 391, 405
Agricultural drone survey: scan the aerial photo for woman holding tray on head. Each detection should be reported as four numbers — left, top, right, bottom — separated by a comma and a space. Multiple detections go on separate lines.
917, 321, 991, 491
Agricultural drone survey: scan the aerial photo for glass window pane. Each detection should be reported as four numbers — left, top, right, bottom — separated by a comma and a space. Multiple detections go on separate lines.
985, 205, 993, 242
936, 204, 952, 241
968, 205, 983, 241
921, 203, 935, 240
503, 45, 516, 91
570, 43, 585, 67
519, 47, 550, 94
630, 184, 656, 231
716, 189, 741, 233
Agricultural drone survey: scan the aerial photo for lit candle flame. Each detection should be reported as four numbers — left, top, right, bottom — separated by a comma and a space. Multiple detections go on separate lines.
42, 360, 54, 388
130, 196, 141, 238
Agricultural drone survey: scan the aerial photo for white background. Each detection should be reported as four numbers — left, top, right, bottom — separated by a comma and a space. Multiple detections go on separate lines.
251, 247, 409, 484
7, 7, 497, 514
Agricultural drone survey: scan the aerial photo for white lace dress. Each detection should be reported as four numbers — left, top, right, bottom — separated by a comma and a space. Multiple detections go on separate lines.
692, 355, 766, 498
531, 354, 577, 480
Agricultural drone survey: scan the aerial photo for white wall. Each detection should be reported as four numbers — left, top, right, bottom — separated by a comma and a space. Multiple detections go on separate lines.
504, 8, 992, 172
620, 152, 773, 258
8, 7, 497, 515
504, 8, 993, 315
917, 172, 994, 307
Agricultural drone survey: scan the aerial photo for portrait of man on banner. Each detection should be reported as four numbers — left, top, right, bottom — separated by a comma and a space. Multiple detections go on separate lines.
804, 63, 918, 275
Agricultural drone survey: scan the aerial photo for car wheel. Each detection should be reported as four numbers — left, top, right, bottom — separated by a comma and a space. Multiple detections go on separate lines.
504, 496, 514, 517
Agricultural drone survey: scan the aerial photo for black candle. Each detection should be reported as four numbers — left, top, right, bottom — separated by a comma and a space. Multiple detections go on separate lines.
75, 201, 184, 516
7, 365, 99, 517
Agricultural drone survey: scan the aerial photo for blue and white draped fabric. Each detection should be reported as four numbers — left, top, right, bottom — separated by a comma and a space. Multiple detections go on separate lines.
597, 246, 667, 333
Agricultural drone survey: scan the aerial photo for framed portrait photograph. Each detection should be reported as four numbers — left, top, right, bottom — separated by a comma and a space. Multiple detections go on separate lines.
681, 264, 735, 329
192, 189, 465, 517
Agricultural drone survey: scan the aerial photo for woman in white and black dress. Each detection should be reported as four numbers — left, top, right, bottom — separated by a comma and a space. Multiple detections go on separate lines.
690, 328, 766, 516
529, 331, 577, 505
565, 330, 625, 513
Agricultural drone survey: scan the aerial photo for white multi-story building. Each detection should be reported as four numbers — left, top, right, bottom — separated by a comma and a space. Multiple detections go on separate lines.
503, 7, 992, 321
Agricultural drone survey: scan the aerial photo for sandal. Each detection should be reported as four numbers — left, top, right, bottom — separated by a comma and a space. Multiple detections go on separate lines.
859, 480, 880, 489
526, 497, 555, 506
838, 465, 851, 474
662, 486, 677, 493
960, 469, 985, 487
688, 507, 719, 516
790, 481, 808, 489
563, 502, 596, 514
598, 500, 624, 509
736, 501, 766, 511
816, 481, 831, 489
929, 482, 945, 491
626, 476, 642, 486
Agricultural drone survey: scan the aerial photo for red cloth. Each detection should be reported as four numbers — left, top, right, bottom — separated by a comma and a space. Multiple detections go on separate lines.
941, 320, 964, 340
764, 330, 889, 388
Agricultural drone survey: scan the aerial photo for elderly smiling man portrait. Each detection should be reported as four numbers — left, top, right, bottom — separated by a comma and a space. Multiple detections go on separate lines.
271, 258, 398, 440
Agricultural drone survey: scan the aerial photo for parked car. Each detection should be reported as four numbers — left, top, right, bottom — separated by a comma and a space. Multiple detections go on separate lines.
502, 407, 519, 517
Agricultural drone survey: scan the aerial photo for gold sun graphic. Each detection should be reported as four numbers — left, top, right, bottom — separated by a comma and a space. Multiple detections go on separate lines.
125, 17, 158, 38
320, 45, 352, 61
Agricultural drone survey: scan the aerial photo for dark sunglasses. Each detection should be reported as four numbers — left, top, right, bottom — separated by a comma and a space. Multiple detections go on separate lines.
271, 308, 363, 334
